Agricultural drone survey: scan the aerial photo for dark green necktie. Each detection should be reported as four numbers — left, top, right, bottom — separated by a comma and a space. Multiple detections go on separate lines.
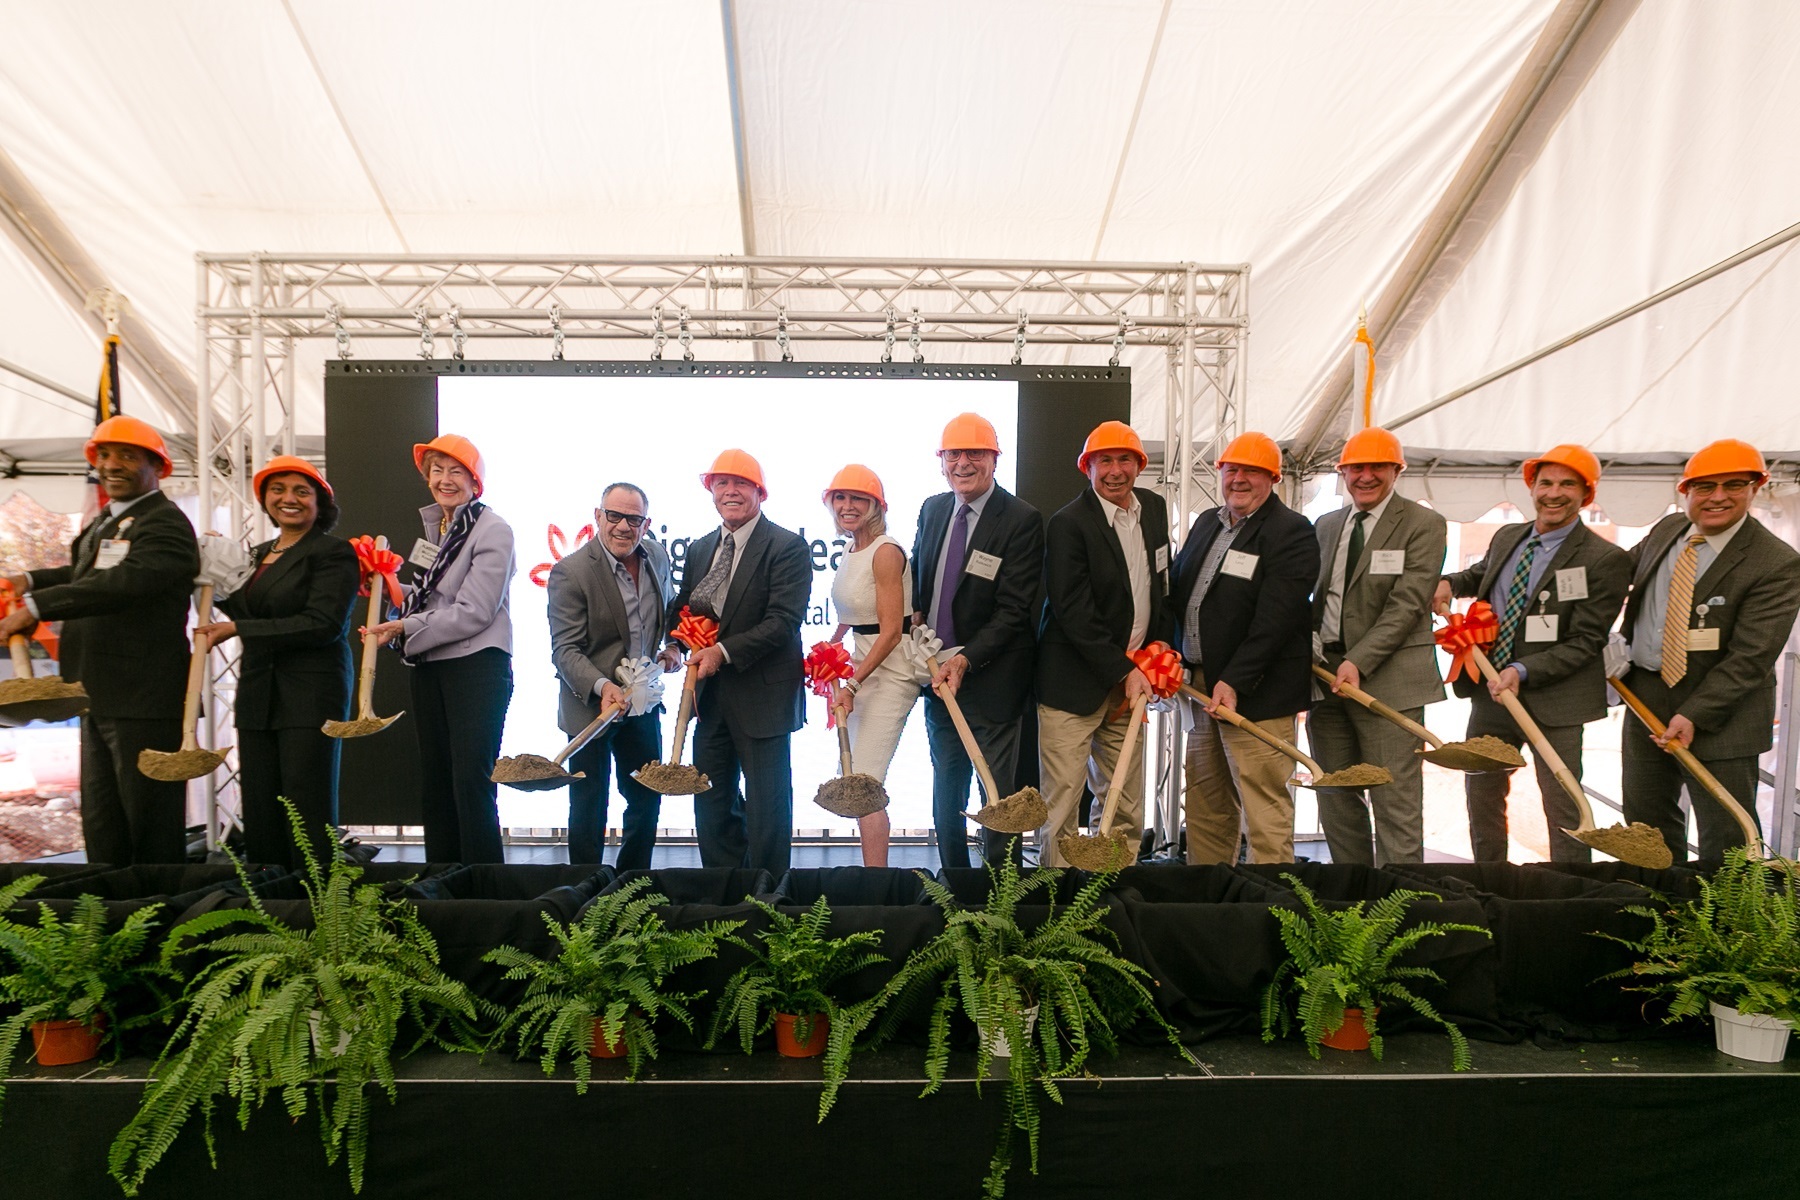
1345, 511, 1369, 579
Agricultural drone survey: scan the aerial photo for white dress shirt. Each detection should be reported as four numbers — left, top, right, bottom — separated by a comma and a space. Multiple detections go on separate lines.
1095, 491, 1150, 652
926, 483, 996, 637
1319, 491, 1394, 644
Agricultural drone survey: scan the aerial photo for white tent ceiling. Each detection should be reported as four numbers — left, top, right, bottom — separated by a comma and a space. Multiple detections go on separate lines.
0, 0, 1793, 517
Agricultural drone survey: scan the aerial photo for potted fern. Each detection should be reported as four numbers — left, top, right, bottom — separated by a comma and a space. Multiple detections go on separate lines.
1260, 873, 1489, 1070
1600, 847, 1800, 1062
484, 877, 739, 1086
706, 895, 885, 1059
847, 858, 1193, 1199
0, 877, 173, 1121
107, 801, 486, 1196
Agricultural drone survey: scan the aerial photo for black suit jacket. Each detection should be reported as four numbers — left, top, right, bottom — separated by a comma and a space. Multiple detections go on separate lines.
28, 489, 198, 719
219, 530, 359, 731
1037, 487, 1173, 715
1169, 495, 1319, 721
911, 486, 1044, 724
668, 517, 809, 740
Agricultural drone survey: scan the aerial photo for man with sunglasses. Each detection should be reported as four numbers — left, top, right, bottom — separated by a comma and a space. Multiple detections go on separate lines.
1619, 439, 1800, 861
546, 482, 679, 868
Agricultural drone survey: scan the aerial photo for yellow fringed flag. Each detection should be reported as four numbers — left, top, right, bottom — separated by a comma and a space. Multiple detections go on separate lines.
84, 333, 123, 516
1351, 311, 1375, 430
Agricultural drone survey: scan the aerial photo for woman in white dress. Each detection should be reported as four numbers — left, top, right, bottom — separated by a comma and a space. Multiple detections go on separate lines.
825, 465, 918, 867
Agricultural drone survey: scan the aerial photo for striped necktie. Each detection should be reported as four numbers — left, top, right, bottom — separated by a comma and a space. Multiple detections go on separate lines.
1490, 531, 1542, 667
1659, 532, 1707, 686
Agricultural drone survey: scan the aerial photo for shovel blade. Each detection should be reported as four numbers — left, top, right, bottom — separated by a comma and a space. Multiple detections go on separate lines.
1564, 822, 1673, 870
322, 712, 403, 739
813, 774, 889, 818
136, 747, 227, 782
1057, 831, 1133, 872
968, 788, 1048, 833
632, 761, 711, 796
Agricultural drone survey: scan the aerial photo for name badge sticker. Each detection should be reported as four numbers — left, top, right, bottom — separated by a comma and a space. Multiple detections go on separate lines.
1222, 549, 1259, 580
1555, 566, 1588, 602
965, 550, 1003, 581
1369, 549, 1405, 575
1525, 615, 1559, 643
408, 538, 441, 570
1687, 627, 1721, 653
94, 539, 130, 570
1154, 544, 1169, 573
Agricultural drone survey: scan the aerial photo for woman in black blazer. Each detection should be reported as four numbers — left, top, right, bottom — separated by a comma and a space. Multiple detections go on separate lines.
196, 455, 359, 867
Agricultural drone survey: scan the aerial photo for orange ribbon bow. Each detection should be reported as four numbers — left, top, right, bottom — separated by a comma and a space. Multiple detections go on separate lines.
672, 606, 720, 652
350, 535, 405, 608
1435, 600, 1498, 684
804, 640, 857, 727
1130, 640, 1184, 700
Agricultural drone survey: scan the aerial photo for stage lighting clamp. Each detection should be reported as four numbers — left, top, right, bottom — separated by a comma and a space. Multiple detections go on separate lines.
880, 306, 896, 363
549, 303, 565, 361
329, 303, 351, 359
678, 306, 694, 361
777, 309, 793, 362
448, 305, 466, 360
415, 305, 433, 360
651, 305, 666, 361
909, 308, 923, 363
1110, 314, 1131, 368
1010, 311, 1028, 366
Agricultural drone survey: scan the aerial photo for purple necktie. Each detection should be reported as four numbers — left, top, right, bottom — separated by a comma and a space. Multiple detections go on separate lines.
936, 504, 971, 646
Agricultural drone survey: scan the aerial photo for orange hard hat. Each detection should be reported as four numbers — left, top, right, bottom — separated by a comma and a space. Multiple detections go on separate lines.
84, 415, 173, 479
701, 448, 768, 498
1523, 443, 1601, 501
1680, 438, 1768, 489
822, 464, 886, 508
939, 413, 1002, 455
1338, 426, 1406, 470
412, 434, 486, 497
252, 454, 333, 500
1078, 420, 1147, 473
1216, 431, 1283, 480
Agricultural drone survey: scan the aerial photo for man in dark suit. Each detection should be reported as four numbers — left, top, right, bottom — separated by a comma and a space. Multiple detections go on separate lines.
668, 450, 809, 875
1036, 421, 1171, 866
548, 481, 678, 869
1617, 439, 1800, 862
911, 412, 1044, 869
1309, 426, 1447, 866
3, 416, 199, 864
1435, 445, 1631, 863
1172, 432, 1319, 864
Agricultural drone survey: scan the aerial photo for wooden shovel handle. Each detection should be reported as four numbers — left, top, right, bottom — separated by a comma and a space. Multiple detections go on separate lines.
1609, 674, 1762, 851
927, 655, 1003, 806
1095, 693, 1148, 836
831, 682, 855, 777
1471, 647, 1593, 825
1310, 664, 1443, 747
668, 666, 699, 766
1179, 683, 1323, 776
8, 634, 32, 680
356, 576, 385, 718
555, 702, 626, 767
178, 583, 217, 752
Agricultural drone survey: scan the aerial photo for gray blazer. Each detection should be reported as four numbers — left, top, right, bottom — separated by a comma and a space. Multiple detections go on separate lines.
1312, 494, 1447, 711
1621, 512, 1800, 758
547, 538, 674, 737
399, 503, 516, 662
1444, 520, 1632, 727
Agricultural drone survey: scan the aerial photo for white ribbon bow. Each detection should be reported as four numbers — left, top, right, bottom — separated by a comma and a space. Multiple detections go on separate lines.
614, 655, 666, 717
197, 531, 255, 594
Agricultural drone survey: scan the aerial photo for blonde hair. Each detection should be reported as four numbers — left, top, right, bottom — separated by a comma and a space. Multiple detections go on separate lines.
828, 493, 886, 540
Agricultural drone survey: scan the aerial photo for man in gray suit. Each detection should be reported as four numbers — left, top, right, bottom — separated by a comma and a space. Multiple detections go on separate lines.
1619, 439, 1800, 862
1310, 426, 1446, 866
1435, 445, 1631, 863
547, 482, 679, 869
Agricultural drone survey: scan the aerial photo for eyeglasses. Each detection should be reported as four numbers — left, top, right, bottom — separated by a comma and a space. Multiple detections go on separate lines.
1686, 479, 1754, 498
601, 509, 648, 529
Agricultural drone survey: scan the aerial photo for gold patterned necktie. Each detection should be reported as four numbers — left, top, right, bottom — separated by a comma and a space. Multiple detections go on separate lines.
1658, 531, 1707, 686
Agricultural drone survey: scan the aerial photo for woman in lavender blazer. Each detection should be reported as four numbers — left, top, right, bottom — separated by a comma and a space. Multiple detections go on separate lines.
369, 434, 516, 863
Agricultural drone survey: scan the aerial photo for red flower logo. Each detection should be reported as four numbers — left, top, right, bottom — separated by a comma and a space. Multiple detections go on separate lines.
528, 520, 595, 587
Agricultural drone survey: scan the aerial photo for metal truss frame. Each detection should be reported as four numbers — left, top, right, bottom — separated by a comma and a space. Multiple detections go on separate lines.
193, 253, 1251, 853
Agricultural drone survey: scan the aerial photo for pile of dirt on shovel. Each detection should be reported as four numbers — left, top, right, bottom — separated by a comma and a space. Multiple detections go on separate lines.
814, 774, 888, 817
633, 762, 711, 794
491, 754, 571, 785
1313, 763, 1392, 787
972, 788, 1048, 832
1456, 735, 1527, 767
0, 677, 83, 703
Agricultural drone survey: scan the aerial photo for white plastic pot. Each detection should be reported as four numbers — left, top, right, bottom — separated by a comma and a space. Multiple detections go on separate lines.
983, 1004, 1039, 1059
1709, 1001, 1793, 1063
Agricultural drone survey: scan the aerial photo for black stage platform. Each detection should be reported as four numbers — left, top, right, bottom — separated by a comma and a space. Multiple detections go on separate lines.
7, 1035, 1795, 1200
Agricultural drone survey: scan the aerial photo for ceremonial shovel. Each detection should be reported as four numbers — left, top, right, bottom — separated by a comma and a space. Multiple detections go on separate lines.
491, 702, 624, 791
1057, 692, 1147, 872
1180, 682, 1392, 789
926, 651, 1046, 834
1609, 675, 1768, 860
138, 583, 228, 782
812, 682, 889, 818
1466, 646, 1671, 868
0, 586, 87, 727
633, 609, 715, 796
1310, 664, 1524, 772
324, 537, 404, 739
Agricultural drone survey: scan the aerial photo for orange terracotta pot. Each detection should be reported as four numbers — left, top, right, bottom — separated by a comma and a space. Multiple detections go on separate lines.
32, 1017, 105, 1066
1320, 1007, 1375, 1052
589, 1019, 628, 1059
774, 1012, 830, 1058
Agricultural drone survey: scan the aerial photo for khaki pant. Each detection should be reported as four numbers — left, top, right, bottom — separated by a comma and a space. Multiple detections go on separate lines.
1037, 690, 1144, 867
1183, 698, 1297, 864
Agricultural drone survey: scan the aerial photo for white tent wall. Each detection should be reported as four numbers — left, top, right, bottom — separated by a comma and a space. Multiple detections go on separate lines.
1373, 0, 1800, 479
